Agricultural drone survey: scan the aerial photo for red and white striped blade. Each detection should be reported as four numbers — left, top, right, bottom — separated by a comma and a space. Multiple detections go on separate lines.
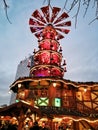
55, 21, 71, 27
56, 28, 70, 34
29, 18, 45, 26
30, 26, 44, 33
32, 9, 46, 24
54, 12, 69, 24
51, 7, 61, 23
41, 6, 50, 23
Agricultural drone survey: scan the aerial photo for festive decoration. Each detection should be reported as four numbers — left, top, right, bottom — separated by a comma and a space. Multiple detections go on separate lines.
29, 6, 71, 78
0, 5, 98, 130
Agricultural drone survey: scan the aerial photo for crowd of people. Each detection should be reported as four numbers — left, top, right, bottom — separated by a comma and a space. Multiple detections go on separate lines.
0, 120, 70, 130
25, 121, 51, 130
0, 120, 51, 130
0, 121, 17, 130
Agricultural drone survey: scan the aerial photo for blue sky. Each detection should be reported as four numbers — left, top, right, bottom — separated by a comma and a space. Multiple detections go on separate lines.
0, 0, 98, 105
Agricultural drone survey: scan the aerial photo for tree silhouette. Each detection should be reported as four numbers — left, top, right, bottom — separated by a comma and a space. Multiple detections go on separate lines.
2, 0, 98, 26
2, 0, 12, 24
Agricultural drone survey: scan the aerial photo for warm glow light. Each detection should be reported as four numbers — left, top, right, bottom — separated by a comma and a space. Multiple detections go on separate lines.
39, 118, 48, 121
10, 78, 98, 89
62, 117, 98, 123
18, 83, 21, 88
53, 83, 56, 87
50, 116, 98, 123
84, 88, 87, 92
12, 117, 17, 120
53, 118, 62, 122
1, 116, 4, 119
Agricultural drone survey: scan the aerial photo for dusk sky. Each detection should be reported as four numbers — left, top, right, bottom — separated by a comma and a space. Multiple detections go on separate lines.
0, 0, 98, 105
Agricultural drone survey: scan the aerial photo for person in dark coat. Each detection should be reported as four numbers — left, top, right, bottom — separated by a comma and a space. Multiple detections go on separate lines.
30, 121, 40, 130
7, 123, 17, 130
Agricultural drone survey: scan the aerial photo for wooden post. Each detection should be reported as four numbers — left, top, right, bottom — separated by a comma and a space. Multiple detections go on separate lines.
17, 109, 26, 130
73, 121, 79, 130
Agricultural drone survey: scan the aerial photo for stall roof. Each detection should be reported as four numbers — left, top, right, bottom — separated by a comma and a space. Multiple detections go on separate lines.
0, 101, 41, 117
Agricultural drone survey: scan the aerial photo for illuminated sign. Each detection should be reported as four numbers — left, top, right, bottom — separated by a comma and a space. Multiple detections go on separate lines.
35, 97, 49, 106
53, 98, 61, 107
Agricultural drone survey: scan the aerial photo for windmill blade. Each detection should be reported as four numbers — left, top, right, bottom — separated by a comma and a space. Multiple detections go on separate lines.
35, 31, 43, 39
55, 28, 70, 34
55, 21, 71, 27
30, 27, 44, 33
29, 6, 71, 40
32, 9, 46, 24
29, 18, 45, 26
56, 31, 64, 40
54, 12, 69, 24
41, 6, 50, 23
51, 7, 61, 23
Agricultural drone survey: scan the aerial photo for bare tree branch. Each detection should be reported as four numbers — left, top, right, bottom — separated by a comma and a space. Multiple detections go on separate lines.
1, 0, 98, 26
43, 0, 47, 5
63, 0, 98, 26
62, 0, 81, 27
83, 0, 91, 17
68, 0, 79, 13
43, 0, 52, 9
96, 0, 98, 16
88, 0, 98, 24
73, 0, 81, 28
62, 0, 68, 11
88, 16, 98, 25
3, 0, 12, 24
43, 0, 51, 6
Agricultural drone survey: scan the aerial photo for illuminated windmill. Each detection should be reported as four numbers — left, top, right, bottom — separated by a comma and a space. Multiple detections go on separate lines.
8, 5, 98, 130
10, 6, 72, 109
29, 6, 71, 78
